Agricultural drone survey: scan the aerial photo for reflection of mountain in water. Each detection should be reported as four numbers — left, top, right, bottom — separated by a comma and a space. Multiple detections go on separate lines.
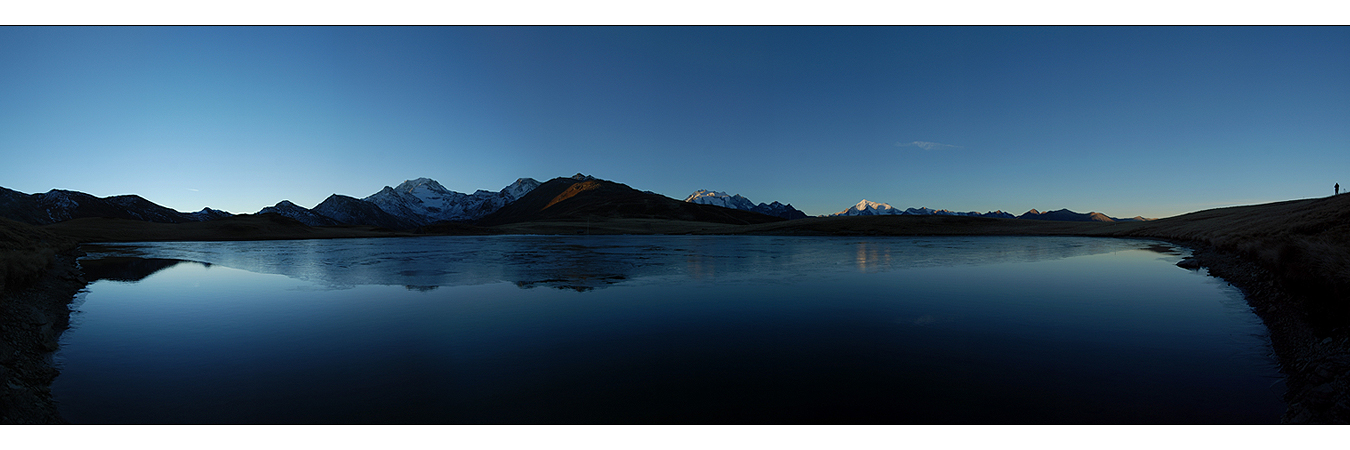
83, 236, 1181, 291
78, 257, 209, 283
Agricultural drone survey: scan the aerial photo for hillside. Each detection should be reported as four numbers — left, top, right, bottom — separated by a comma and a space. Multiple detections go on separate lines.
0, 217, 76, 293
41, 213, 415, 243
477, 175, 785, 227
0, 187, 229, 226
1, 217, 81, 423
1104, 195, 1350, 324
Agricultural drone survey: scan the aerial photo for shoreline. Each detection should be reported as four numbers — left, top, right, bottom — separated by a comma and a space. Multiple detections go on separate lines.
4, 230, 1347, 423
0, 249, 86, 424
1178, 240, 1350, 423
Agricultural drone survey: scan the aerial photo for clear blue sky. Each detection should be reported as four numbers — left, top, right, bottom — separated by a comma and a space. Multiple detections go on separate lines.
2, 26, 1347, 218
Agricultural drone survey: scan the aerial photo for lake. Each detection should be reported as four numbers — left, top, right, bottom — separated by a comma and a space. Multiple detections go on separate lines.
52, 235, 1284, 424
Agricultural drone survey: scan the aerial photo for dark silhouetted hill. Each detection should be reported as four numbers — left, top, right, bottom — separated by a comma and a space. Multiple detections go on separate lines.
1018, 208, 1146, 222
312, 194, 420, 230
258, 200, 342, 226
477, 174, 786, 226
0, 186, 233, 225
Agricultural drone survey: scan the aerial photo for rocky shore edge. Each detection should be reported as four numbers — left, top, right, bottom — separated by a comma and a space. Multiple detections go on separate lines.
0, 249, 86, 424
1179, 241, 1350, 424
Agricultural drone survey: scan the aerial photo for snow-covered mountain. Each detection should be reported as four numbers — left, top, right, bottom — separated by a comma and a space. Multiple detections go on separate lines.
0, 186, 234, 225
685, 190, 758, 211
362, 177, 542, 225
832, 199, 1015, 219
684, 190, 808, 220
834, 199, 901, 216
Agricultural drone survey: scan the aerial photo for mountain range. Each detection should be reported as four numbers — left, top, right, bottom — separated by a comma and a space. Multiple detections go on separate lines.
0, 186, 230, 226
477, 174, 781, 226
831, 199, 1148, 223
1017, 208, 1149, 222
683, 190, 808, 220
832, 199, 1016, 219
0, 174, 1152, 229
257, 177, 544, 229
363, 177, 541, 225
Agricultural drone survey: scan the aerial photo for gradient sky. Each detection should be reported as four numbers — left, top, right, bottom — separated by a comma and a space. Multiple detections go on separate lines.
2, 26, 1347, 218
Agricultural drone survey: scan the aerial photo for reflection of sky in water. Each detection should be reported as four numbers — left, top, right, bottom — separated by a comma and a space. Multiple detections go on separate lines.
82, 236, 1188, 291
57, 236, 1282, 424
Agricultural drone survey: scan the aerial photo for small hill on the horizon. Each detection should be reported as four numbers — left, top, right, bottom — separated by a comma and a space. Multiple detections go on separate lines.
0, 186, 233, 226
478, 174, 786, 226
257, 200, 341, 226
1018, 208, 1150, 222
313, 194, 421, 231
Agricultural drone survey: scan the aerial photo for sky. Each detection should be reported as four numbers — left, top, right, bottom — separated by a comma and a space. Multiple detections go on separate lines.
2, 26, 1348, 218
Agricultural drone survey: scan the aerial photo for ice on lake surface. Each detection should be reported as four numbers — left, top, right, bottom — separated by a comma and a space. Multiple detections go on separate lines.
55, 236, 1285, 423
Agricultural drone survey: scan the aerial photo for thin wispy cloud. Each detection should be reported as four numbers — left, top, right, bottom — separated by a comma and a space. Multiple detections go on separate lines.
187, 188, 199, 192
895, 141, 963, 151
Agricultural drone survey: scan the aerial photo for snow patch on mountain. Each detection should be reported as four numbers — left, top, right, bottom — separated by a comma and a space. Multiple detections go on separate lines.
683, 190, 808, 220
362, 177, 542, 225
835, 199, 903, 216
685, 190, 757, 211
833, 199, 1016, 218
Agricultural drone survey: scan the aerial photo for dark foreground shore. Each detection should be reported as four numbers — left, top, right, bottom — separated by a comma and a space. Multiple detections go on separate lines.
1181, 242, 1349, 423
5, 196, 1350, 423
0, 250, 84, 424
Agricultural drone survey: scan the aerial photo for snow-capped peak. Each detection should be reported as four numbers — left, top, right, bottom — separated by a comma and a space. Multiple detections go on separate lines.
362, 176, 541, 225
683, 189, 808, 220
685, 190, 757, 211
393, 177, 450, 194
832, 199, 903, 216
501, 178, 541, 202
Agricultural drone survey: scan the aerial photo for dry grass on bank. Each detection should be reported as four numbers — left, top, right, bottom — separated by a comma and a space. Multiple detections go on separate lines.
0, 217, 75, 293
1105, 194, 1350, 327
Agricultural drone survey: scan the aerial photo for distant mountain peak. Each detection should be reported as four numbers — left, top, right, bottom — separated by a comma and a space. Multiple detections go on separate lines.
480, 177, 786, 226
392, 177, 450, 194
502, 178, 542, 202
360, 176, 542, 225
833, 199, 899, 216
831, 199, 1015, 219
0, 186, 234, 225
684, 189, 806, 220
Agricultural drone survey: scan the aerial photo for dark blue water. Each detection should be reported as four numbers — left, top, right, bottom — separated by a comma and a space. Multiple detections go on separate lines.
53, 236, 1284, 424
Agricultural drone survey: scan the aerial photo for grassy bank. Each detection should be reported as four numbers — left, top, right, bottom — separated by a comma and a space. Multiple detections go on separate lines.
42, 214, 416, 243
1, 217, 75, 293
1104, 194, 1350, 331
1, 217, 82, 423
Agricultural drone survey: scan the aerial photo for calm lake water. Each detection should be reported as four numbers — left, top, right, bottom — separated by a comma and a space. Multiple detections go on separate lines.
53, 235, 1284, 424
